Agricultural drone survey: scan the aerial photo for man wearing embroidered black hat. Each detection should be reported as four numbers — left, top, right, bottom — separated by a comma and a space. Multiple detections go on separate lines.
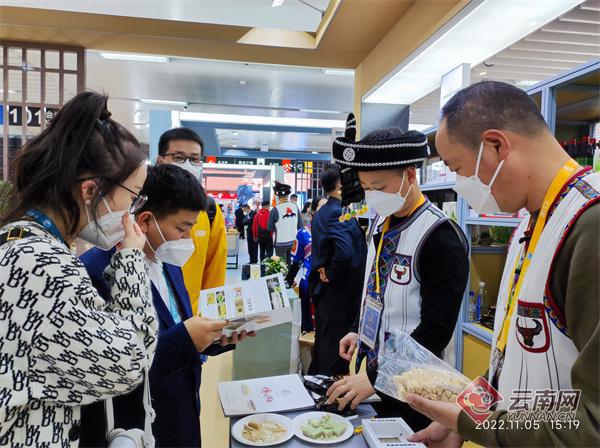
325, 114, 469, 431
268, 181, 302, 265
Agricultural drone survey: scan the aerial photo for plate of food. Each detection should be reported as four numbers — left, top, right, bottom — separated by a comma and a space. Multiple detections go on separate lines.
232, 413, 294, 446
293, 412, 354, 444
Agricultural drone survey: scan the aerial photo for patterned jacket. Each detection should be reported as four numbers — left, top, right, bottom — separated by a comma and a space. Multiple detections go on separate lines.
0, 221, 157, 447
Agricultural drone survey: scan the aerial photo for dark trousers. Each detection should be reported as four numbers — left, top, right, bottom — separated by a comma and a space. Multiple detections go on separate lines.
274, 245, 291, 266
259, 237, 274, 261
247, 237, 258, 264
238, 226, 245, 239
308, 285, 354, 376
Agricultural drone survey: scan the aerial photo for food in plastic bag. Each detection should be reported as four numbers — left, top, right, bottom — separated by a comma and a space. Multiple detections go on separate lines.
375, 331, 471, 403
393, 367, 470, 402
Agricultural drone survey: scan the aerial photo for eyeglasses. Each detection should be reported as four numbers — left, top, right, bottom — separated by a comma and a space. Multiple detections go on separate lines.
77, 177, 148, 214
164, 153, 203, 166
115, 183, 148, 214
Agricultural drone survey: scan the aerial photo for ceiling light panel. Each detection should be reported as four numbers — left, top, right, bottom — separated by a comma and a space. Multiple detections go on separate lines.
364, 0, 584, 105
180, 112, 345, 128
100, 52, 169, 63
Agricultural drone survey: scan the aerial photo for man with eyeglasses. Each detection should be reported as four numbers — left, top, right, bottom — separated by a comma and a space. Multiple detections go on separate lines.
157, 127, 227, 315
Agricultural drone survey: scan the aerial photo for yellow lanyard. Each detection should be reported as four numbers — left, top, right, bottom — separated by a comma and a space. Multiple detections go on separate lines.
496, 159, 580, 353
374, 194, 426, 295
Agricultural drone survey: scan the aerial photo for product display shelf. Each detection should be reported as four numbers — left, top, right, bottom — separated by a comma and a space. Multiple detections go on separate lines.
462, 322, 493, 345
420, 181, 455, 191
470, 244, 508, 254
465, 216, 523, 227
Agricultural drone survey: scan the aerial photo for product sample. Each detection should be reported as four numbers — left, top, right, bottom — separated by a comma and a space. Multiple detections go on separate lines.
242, 421, 287, 443
393, 367, 470, 402
301, 415, 347, 440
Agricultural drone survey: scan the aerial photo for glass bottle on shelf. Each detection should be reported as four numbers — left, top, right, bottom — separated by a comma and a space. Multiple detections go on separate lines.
468, 291, 477, 322
476, 282, 487, 323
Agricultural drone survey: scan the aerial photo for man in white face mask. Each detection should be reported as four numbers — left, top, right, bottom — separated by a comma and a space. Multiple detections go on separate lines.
407, 81, 599, 448
157, 127, 228, 316
326, 115, 469, 431
78, 164, 254, 447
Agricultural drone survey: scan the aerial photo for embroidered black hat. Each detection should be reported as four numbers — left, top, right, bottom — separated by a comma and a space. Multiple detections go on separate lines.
332, 113, 430, 170
273, 181, 292, 197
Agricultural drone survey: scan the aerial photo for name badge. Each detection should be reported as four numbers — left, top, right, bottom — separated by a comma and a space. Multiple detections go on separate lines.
359, 295, 383, 350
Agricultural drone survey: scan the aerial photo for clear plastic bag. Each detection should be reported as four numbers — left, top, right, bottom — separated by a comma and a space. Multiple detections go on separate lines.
374, 331, 471, 403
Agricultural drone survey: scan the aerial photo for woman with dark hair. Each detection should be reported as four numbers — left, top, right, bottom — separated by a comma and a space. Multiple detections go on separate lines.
286, 196, 327, 333
0, 92, 158, 446
300, 200, 312, 227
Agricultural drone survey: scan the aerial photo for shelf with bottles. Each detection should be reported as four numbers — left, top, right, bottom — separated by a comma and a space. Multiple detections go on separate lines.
462, 322, 493, 345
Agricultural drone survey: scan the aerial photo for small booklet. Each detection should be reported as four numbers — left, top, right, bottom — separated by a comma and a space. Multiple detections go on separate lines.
198, 273, 292, 337
218, 374, 315, 417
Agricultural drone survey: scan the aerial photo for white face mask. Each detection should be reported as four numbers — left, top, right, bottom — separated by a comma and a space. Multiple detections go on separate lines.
148, 216, 195, 266
364, 171, 412, 218
78, 198, 127, 250
173, 159, 203, 180
453, 142, 504, 215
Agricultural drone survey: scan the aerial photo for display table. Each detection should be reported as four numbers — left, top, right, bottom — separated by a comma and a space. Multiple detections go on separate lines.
230, 405, 377, 448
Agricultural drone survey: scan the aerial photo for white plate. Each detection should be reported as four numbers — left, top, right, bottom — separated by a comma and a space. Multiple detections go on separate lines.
232, 413, 294, 447
293, 411, 354, 445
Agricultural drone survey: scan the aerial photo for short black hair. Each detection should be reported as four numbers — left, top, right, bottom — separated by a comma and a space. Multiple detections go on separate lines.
242, 204, 250, 209
158, 127, 204, 156
441, 80, 548, 149
261, 201, 270, 207
320, 163, 341, 194
361, 128, 424, 169
137, 164, 207, 218
290, 194, 298, 200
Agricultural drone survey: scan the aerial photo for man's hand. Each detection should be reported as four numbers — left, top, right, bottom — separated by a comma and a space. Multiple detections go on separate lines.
183, 317, 228, 352
325, 371, 375, 411
406, 393, 462, 432
318, 267, 329, 283
219, 330, 257, 346
408, 422, 464, 448
339, 332, 358, 361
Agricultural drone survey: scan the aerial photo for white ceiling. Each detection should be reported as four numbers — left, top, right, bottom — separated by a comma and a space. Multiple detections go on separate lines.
409, 0, 600, 130
85, 51, 353, 147
0, 0, 331, 32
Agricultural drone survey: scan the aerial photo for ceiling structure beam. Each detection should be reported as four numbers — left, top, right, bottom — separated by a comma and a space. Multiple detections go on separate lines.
482, 57, 574, 71
497, 48, 593, 63
581, 0, 600, 11
558, 7, 600, 24
544, 20, 600, 36
511, 41, 600, 56
525, 30, 600, 47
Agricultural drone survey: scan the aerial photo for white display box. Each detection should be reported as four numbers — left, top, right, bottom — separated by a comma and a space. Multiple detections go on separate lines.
362, 418, 426, 448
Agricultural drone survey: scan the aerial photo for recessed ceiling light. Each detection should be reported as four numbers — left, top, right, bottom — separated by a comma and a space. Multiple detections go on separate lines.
240, 80, 247, 86
100, 52, 169, 63
300, 109, 345, 114
140, 99, 188, 107
233, 131, 239, 136
479, 71, 487, 76
232, 144, 237, 147
180, 112, 346, 129
322, 69, 354, 77
311, 151, 318, 154
272, 0, 285, 7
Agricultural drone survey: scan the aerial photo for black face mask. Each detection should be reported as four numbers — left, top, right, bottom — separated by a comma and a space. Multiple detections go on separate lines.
339, 165, 364, 206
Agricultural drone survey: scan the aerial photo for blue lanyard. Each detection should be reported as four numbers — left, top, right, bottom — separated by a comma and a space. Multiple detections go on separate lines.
25, 208, 68, 246
162, 270, 182, 324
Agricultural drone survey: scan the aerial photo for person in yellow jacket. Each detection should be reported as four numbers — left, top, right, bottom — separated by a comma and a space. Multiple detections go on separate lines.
158, 127, 227, 314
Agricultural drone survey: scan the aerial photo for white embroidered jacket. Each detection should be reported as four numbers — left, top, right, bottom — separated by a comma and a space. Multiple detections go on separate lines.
0, 221, 157, 447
